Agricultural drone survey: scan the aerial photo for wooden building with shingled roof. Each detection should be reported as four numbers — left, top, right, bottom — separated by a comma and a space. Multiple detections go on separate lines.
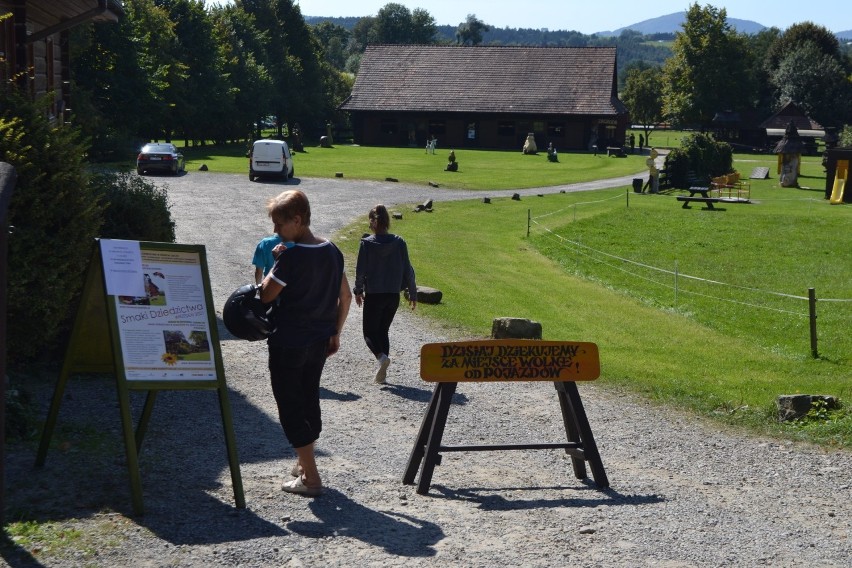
0, 0, 124, 123
340, 44, 629, 151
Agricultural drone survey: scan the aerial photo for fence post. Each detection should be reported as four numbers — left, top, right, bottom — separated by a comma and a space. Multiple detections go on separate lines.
808, 287, 818, 359
626, 188, 629, 208
674, 260, 679, 307
527, 209, 530, 237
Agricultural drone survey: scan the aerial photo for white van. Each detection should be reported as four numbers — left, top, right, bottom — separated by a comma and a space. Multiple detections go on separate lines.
249, 139, 294, 181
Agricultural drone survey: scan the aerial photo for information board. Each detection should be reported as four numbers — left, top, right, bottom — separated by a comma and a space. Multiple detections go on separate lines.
36, 239, 244, 515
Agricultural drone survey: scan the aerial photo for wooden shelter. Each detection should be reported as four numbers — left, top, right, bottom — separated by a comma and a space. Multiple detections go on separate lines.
340, 45, 629, 151
761, 102, 824, 156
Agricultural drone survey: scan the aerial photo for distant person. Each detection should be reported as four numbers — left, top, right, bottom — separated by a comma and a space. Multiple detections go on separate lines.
253, 234, 282, 285
629, 133, 636, 154
639, 133, 645, 152
353, 204, 416, 384
426, 135, 437, 154
259, 190, 352, 497
547, 142, 558, 162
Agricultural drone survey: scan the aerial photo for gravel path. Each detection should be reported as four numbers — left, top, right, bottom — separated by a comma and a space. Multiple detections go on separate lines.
5, 169, 850, 567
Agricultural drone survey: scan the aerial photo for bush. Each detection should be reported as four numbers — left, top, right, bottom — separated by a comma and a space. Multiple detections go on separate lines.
1, 88, 104, 363
664, 132, 734, 188
91, 171, 176, 242
839, 125, 852, 148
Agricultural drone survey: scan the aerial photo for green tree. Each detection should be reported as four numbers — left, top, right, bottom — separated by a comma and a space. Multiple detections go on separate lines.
371, 3, 414, 44
312, 21, 350, 70
765, 21, 843, 72
661, 3, 750, 128
771, 42, 852, 127
1, 89, 104, 362
456, 14, 490, 46
211, 4, 274, 141
241, 0, 325, 137
410, 8, 438, 44
621, 66, 664, 144
160, 0, 232, 146
743, 27, 782, 115
70, 0, 176, 155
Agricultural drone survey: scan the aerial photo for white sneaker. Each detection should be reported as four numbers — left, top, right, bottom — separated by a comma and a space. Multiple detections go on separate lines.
375, 355, 390, 384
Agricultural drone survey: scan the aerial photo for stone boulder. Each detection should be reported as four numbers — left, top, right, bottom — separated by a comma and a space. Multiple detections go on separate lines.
406, 286, 442, 304
776, 394, 839, 422
491, 317, 542, 339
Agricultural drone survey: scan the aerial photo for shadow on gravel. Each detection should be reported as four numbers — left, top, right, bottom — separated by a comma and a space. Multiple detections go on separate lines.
320, 386, 361, 402
287, 489, 443, 557
0, 533, 47, 568
429, 484, 665, 510
381, 383, 469, 405
5, 377, 294, 545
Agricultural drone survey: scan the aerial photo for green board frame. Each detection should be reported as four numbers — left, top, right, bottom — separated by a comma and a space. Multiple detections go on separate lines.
35, 240, 244, 515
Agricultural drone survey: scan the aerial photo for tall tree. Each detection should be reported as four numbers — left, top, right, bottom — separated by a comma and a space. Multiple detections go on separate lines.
369, 3, 436, 44
456, 14, 490, 46
163, 0, 231, 146
661, 3, 750, 128
410, 8, 438, 44
240, 0, 325, 136
765, 22, 843, 72
312, 21, 350, 70
621, 66, 664, 144
211, 4, 274, 141
771, 42, 851, 127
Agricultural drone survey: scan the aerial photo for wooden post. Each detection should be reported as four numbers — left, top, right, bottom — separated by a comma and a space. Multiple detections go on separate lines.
808, 287, 818, 359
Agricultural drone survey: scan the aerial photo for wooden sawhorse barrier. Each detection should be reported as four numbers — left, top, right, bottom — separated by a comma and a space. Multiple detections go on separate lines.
403, 339, 609, 495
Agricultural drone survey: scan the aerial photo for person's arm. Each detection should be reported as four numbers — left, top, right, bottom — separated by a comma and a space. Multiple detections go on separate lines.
254, 266, 263, 285
327, 273, 352, 356
400, 240, 417, 310
259, 274, 283, 304
259, 243, 288, 303
353, 241, 366, 307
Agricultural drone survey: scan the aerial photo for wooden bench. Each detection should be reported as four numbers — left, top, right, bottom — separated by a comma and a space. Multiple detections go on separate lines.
676, 195, 722, 209
606, 146, 625, 157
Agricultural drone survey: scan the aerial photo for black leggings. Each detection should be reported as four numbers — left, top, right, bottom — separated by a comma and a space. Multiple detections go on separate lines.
362, 292, 400, 358
268, 338, 328, 448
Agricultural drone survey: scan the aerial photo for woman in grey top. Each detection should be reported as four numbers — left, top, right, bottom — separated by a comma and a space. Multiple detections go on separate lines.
352, 204, 416, 384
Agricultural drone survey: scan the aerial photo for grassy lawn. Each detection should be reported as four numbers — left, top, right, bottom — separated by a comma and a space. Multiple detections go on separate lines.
173, 142, 649, 190
335, 152, 851, 448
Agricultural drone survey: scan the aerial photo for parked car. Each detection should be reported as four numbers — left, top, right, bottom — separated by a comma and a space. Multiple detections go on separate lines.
249, 139, 294, 181
136, 143, 186, 176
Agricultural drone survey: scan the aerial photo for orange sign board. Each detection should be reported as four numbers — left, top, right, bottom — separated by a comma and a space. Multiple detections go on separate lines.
420, 340, 600, 382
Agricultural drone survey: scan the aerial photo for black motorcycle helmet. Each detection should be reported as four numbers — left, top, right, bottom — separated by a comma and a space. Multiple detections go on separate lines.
223, 284, 275, 341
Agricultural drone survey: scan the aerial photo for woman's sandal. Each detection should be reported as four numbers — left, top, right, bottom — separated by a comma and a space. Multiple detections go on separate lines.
290, 463, 303, 477
281, 475, 322, 497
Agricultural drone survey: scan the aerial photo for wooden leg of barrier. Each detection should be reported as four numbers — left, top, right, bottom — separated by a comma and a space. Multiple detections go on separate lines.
555, 381, 609, 488
555, 384, 587, 480
403, 382, 442, 484
416, 381, 457, 495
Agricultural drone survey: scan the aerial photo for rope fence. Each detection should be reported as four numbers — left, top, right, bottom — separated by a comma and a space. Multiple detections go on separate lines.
526, 194, 851, 359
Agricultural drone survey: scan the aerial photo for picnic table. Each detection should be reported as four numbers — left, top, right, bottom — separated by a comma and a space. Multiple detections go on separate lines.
676, 186, 722, 210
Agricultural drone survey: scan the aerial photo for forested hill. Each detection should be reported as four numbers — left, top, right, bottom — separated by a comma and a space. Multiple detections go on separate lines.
304, 16, 673, 78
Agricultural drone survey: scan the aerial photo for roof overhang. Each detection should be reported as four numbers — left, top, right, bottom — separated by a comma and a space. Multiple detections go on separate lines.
26, 0, 123, 44
766, 128, 825, 138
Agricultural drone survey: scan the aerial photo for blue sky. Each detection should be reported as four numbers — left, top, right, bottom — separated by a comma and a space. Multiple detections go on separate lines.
203, 1, 848, 34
